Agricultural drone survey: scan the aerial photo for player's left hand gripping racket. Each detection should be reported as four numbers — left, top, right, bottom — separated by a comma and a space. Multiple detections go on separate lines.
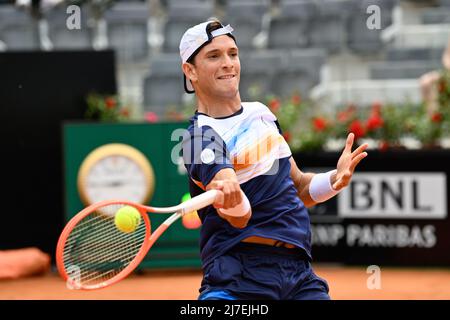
56, 190, 218, 290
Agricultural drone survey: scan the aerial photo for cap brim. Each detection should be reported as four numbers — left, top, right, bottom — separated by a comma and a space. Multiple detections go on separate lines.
184, 74, 195, 94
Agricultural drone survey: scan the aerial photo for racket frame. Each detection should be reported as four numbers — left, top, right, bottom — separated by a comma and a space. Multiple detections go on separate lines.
56, 190, 218, 290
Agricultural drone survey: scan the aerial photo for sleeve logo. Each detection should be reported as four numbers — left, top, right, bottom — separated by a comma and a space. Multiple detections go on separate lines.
200, 148, 215, 164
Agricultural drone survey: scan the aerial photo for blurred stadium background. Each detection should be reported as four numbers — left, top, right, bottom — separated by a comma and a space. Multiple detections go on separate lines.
1, 0, 450, 299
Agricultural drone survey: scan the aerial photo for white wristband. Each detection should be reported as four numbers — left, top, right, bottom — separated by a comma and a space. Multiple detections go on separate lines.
309, 169, 339, 203
218, 191, 251, 217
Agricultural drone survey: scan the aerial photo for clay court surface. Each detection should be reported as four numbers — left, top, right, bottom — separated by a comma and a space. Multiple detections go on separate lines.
1, 265, 450, 300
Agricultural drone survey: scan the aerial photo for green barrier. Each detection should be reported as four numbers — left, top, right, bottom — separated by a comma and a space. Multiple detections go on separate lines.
63, 122, 202, 269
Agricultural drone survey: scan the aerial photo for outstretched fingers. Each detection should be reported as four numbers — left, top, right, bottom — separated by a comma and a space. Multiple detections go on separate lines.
344, 133, 355, 153
351, 143, 369, 160
349, 151, 368, 172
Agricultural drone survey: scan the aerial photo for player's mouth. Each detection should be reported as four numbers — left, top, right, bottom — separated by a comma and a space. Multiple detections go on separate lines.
217, 74, 236, 80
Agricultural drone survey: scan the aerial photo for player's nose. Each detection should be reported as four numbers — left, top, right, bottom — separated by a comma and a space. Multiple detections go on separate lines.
221, 54, 234, 69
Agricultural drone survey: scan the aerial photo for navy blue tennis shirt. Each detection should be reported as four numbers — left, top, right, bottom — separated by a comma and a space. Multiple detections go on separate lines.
181, 102, 312, 269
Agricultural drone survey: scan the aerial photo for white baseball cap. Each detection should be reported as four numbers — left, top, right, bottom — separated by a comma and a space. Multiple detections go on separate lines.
179, 20, 235, 93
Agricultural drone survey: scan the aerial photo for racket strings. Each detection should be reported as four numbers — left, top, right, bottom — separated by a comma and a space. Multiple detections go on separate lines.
65, 215, 146, 285
63, 217, 145, 258
66, 232, 146, 285
68, 229, 146, 280
63, 204, 148, 288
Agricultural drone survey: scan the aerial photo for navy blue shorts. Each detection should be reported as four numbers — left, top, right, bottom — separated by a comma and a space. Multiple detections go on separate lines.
198, 242, 330, 300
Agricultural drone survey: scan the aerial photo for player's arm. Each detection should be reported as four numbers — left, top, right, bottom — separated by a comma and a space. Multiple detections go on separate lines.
289, 158, 317, 208
290, 133, 368, 207
206, 168, 252, 229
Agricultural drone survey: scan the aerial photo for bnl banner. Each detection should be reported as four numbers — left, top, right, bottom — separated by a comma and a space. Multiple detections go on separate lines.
308, 172, 449, 266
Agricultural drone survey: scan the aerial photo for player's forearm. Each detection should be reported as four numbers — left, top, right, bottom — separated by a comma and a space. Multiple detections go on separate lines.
217, 209, 251, 228
289, 157, 317, 207
294, 171, 339, 208
294, 172, 316, 208
207, 168, 252, 228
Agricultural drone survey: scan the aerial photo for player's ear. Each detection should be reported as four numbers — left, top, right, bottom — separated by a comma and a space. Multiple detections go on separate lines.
182, 63, 198, 83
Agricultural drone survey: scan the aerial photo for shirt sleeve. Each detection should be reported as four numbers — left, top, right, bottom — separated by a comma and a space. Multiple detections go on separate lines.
182, 125, 234, 188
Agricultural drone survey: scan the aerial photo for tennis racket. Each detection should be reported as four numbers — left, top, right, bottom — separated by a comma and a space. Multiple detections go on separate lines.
56, 189, 218, 290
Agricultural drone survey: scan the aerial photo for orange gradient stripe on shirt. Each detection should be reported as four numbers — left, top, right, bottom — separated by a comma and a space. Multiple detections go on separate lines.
232, 132, 282, 171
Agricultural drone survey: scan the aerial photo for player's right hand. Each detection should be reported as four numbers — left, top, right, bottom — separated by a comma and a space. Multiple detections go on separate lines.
206, 179, 243, 210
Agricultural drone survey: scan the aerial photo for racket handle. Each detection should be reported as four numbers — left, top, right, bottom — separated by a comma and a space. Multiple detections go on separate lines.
180, 190, 218, 215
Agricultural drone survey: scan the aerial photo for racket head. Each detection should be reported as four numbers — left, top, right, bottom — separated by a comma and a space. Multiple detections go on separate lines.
56, 200, 151, 290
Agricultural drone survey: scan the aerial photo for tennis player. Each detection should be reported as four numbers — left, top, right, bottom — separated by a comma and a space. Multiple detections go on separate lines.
180, 19, 368, 300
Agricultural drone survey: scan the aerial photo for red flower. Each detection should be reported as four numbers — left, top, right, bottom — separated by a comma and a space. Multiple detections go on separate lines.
366, 115, 384, 131
348, 120, 365, 139
379, 141, 389, 152
105, 97, 116, 109
431, 112, 443, 123
371, 101, 382, 115
145, 111, 159, 123
313, 117, 327, 132
337, 111, 349, 123
282, 131, 291, 142
269, 98, 281, 112
120, 108, 130, 117
338, 105, 356, 123
291, 94, 301, 105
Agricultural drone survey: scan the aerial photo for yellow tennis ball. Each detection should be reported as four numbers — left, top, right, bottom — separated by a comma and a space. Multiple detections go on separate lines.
114, 206, 141, 233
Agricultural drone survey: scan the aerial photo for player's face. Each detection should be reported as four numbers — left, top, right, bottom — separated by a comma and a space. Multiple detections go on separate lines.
192, 35, 240, 99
